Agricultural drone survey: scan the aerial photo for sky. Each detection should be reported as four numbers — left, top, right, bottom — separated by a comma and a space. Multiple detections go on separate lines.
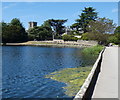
2, 2, 118, 29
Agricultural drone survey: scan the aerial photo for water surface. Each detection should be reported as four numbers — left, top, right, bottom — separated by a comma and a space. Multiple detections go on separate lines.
2, 46, 96, 98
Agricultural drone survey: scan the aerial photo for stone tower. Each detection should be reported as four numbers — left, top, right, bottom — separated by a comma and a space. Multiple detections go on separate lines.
28, 22, 37, 28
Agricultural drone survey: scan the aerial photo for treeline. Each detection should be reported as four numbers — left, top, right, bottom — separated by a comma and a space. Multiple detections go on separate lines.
28, 19, 67, 40
1, 18, 67, 43
1, 7, 120, 45
80, 18, 120, 45
2, 18, 28, 43
67, 7, 120, 45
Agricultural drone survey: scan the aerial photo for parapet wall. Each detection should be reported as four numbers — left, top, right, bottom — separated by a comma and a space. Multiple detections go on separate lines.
53, 39, 98, 46
74, 47, 105, 100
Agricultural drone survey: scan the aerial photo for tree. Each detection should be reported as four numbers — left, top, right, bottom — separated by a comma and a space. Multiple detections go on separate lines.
41, 20, 53, 39
70, 23, 80, 31
73, 7, 98, 33
27, 26, 39, 40
114, 26, 120, 43
38, 26, 52, 40
48, 19, 67, 38
2, 22, 9, 43
81, 32, 90, 40
10, 18, 22, 26
86, 17, 116, 45
87, 18, 116, 34
28, 20, 53, 40
108, 35, 119, 44
62, 34, 78, 41
114, 26, 120, 34
2, 18, 28, 43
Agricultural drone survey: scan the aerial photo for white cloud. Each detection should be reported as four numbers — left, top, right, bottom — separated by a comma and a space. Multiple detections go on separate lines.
112, 8, 118, 13
3, 3, 17, 9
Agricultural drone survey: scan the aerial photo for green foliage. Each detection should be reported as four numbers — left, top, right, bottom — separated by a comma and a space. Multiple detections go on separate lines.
82, 45, 104, 56
81, 32, 110, 45
74, 7, 98, 33
10, 18, 22, 26
108, 35, 119, 44
87, 18, 116, 34
45, 67, 92, 97
81, 32, 90, 40
2, 18, 28, 43
70, 23, 80, 31
47, 19, 67, 37
114, 26, 120, 44
62, 34, 78, 41
28, 20, 53, 40
114, 26, 120, 34
84, 18, 116, 45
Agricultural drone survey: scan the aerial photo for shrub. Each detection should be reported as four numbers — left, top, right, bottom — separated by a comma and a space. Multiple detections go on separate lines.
81, 32, 110, 45
82, 45, 104, 56
81, 32, 90, 40
62, 35, 78, 41
107, 36, 119, 44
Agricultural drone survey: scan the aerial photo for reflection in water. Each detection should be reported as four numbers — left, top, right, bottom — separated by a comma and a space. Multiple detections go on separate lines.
2, 46, 96, 98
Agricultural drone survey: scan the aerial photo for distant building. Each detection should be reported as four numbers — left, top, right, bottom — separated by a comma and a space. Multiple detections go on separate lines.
62, 26, 72, 36
28, 22, 37, 28
74, 35, 82, 39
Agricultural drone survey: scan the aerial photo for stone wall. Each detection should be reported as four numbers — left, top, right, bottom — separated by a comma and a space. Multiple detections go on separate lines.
52, 39, 98, 46
74, 48, 105, 100
5, 40, 98, 47
77, 40, 98, 46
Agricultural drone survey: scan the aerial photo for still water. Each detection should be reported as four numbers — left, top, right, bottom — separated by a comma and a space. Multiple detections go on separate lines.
2, 46, 96, 98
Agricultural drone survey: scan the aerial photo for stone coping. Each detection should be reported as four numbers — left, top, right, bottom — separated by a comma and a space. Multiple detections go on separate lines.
3, 42, 93, 48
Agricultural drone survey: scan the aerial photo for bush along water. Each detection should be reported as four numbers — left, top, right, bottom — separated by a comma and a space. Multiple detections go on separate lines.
82, 45, 104, 57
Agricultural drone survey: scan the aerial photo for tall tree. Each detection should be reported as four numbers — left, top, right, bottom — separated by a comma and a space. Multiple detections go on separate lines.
87, 18, 116, 34
73, 7, 98, 33
10, 18, 22, 26
2, 18, 28, 43
2, 22, 9, 43
70, 23, 80, 31
86, 17, 116, 44
48, 19, 67, 38
28, 20, 53, 40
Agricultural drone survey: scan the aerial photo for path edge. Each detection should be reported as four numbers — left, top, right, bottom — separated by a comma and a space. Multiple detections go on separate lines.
74, 47, 105, 100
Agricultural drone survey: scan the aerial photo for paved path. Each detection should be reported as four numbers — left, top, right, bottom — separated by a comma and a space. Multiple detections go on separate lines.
92, 47, 118, 98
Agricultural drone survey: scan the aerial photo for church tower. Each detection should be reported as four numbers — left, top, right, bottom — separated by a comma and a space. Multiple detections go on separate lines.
28, 22, 37, 28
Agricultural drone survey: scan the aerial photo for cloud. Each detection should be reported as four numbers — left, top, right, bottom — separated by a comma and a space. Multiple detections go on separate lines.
112, 8, 118, 13
3, 3, 17, 9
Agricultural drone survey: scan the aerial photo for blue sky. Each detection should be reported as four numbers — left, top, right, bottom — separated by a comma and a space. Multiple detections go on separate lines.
2, 2, 118, 29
